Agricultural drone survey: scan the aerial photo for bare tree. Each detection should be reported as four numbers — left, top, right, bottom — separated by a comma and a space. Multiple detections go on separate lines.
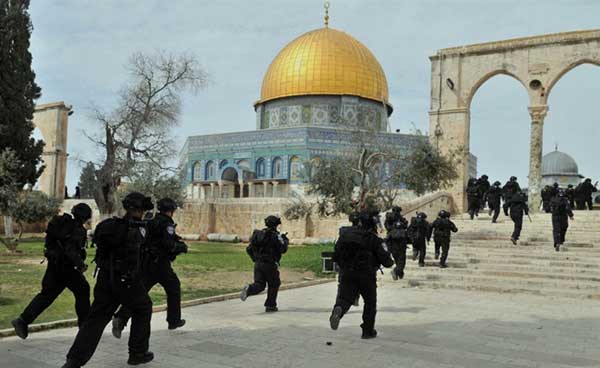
87, 51, 207, 215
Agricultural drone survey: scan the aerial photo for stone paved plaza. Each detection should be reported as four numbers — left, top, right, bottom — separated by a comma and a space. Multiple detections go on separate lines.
2, 280, 600, 368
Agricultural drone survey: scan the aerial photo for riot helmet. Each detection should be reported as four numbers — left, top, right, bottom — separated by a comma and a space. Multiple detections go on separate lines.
416, 212, 428, 219
438, 210, 450, 218
493, 181, 501, 186
157, 197, 178, 213
265, 215, 282, 229
510, 176, 517, 182
348, 212, 360, 226
481, 175, 488, 180
122, 192, 154, 211
553, 182, 559, 189
71, 203, 92, 222
585, 178, 592, 183
568, 184, 573, 188
391, 206, 403, 214
358, 211, 377, 230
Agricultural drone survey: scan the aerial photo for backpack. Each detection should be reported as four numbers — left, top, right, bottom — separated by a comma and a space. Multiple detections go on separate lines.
44, 214, 76, 262
247, 229, 284, 263
92, 217, 128, 268
335, 228, 373, 271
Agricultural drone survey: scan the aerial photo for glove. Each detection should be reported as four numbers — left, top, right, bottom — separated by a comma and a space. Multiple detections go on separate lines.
173, 242, 188, 255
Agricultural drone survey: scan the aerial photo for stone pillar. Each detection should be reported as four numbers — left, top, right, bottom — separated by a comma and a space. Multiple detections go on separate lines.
200, 186, 206, 201
272, 181, 279, 198
263, 182, 269, 198
218, 181, 224, 198
209, 183, 215, 198
191, 184, 199, 200
528, 105, 548, 213
248, 182, 254, 198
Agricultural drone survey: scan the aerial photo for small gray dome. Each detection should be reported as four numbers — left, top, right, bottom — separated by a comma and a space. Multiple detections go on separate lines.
542, 151, 579, 176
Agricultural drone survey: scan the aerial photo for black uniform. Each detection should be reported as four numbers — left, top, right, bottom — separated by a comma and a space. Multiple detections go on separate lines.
18, 214, 90, 329
502, 179, 521, 203
408, 215, 432, 266
329, 225, 393, 337
65, 215, 152, 367
565, 185, 575, 209
384, 210, 409, 279
114, 213, 187, 328
244, 227, 289, 309
486, 184, 503, 223
466, 185, 481, 220
580, 180, 598, 210
550, 195, 574, 250
541, 186, 553, 213
431, 216, 458, 267
505, 193, 529, 242
477, 176, 491, 209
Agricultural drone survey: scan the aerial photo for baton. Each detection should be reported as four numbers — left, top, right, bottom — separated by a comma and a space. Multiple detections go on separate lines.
527, 214, 532, 223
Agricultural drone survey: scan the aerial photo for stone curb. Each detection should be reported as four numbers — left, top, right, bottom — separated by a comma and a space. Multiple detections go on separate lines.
0, 278, 335, 339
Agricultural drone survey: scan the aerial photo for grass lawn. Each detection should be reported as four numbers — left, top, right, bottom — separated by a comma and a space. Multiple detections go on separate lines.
0, 240, 334, 329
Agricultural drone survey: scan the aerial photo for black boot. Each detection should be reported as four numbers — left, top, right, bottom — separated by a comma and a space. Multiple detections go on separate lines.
329, 306, 342, 331
168, 319, 186, 330
265, 306, 279, 313
361, 328, 378, 339
128, 351, 154, 366
11, 317, 28, 340
112, 316, 125, 339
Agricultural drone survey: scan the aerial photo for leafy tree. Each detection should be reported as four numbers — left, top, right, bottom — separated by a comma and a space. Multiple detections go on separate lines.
121, 164, 185, 208
87, 51, 207, 215
0, 149, 21, 248
0, 0, 44, 188
11, 190, 60, 243
77, 161, 98, 199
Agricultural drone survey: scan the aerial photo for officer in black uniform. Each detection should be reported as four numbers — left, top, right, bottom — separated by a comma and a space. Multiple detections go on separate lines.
408, 212, 432, 267
486, 181, 503, 223
502, 176, 521, 203
541, 185, 553, 213
550, 190, 574, 252
431, 210, 458, 268
112, 198, 188, 338
240, 215, 289, 312
329, 211, 393, 339
504, 191, 529, 245
565, 184, 575, 209
61, 192, 155, 368
384, 206, 409, 280
580, 178, 598, 210
12, 203, 93, 339
466, 184, 481, 220
477, 175, 491, 210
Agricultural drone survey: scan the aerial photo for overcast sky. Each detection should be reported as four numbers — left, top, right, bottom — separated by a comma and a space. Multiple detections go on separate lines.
29, 0, 600, 191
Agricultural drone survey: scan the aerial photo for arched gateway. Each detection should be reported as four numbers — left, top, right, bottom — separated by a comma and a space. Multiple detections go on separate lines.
429, 29, 600, 212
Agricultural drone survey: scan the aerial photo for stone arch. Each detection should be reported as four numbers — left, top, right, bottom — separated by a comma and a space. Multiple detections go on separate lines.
289, 155, 302, 182
429, 29, 600, 212
192, 161, 202, 181
221, 167, 238, 182
255, 158, 266, 178
32, 102, 72, 199
466, 70, 528, 109
546, 59, 600, 99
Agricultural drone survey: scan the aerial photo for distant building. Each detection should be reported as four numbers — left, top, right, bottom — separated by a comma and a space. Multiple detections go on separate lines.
541, 149, 584, 187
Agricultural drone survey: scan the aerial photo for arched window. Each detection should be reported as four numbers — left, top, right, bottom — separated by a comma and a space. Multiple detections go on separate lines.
256, 158, 266, 178
272, 157, 283, 178
219, 160, 228, 169
205, 161, 216, 180
192, 161, 202, 181
290, 156, 302, 182
310, 156, 321, 179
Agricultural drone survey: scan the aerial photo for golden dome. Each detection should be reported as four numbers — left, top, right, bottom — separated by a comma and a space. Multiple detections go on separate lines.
257, 27, 390, 107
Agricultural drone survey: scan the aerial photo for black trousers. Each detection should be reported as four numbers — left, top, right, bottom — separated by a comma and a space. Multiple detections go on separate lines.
247, 262, 281, 307
542, 200, 551, 213
434, 238, 450, 265
511, 213, 523, 240
116, 259, 181, 325
468, 200, 480, 219
585, 197, 594, 210
576, 200, 586, 210
552, 215, 569, 245
389, 240, 407, 276
489, 200, 501, 222
412, 239, 427, 265
334, 271, 377, 332
21, 262, 90, 326
66, 269, 152, 366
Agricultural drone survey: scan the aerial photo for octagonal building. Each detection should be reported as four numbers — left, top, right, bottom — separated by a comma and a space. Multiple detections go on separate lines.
180, 25, 424, 200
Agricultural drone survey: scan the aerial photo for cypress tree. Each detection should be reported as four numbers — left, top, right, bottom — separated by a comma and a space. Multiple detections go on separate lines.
0, 0, 44, 188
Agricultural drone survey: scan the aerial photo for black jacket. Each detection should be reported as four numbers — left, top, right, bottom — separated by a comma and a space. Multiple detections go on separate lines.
246, 228, 289, 264
506, 196, 529, 217
334, 226, 393, 273
44, 214, 87, 271
144, 213, 187, 260
431, 218, 458, 241
486, 186, 503, 203
550, 197, 574, 218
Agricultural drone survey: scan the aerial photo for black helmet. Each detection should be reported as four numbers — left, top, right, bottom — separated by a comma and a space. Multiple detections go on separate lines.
265, 215, 281, 228
510, 176, 517, 182
493, 181, 501, 186
358, 211, 377, 229
481, 175, 488, 180
348, 212, 360, 226
438, 210, 450, 218
391, 206, 402, 214
568, 184, 574, 188
553, 182, 559, 188
71, 203, 92, 222
585, 178, 592, 183
122, 192, 154, 211
558, 189, 566, 197
417, 212, 427, 219
157, 197, 178, 212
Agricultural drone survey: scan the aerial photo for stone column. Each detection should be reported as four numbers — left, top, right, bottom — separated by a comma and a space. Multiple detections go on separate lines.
272, 181, 279, 198
200, 186, 206, 201
528, 105, 548, 213
263, 182, 269, 198
192, 184, 199, 200
218, 181, 224, 198
209, 183, 215, 198
248, 182, 254, 198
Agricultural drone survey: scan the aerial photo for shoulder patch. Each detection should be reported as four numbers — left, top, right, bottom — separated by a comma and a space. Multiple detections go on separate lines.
139, 227, 146, 238
381, 242, 389, 252
166, 225, 175, 235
